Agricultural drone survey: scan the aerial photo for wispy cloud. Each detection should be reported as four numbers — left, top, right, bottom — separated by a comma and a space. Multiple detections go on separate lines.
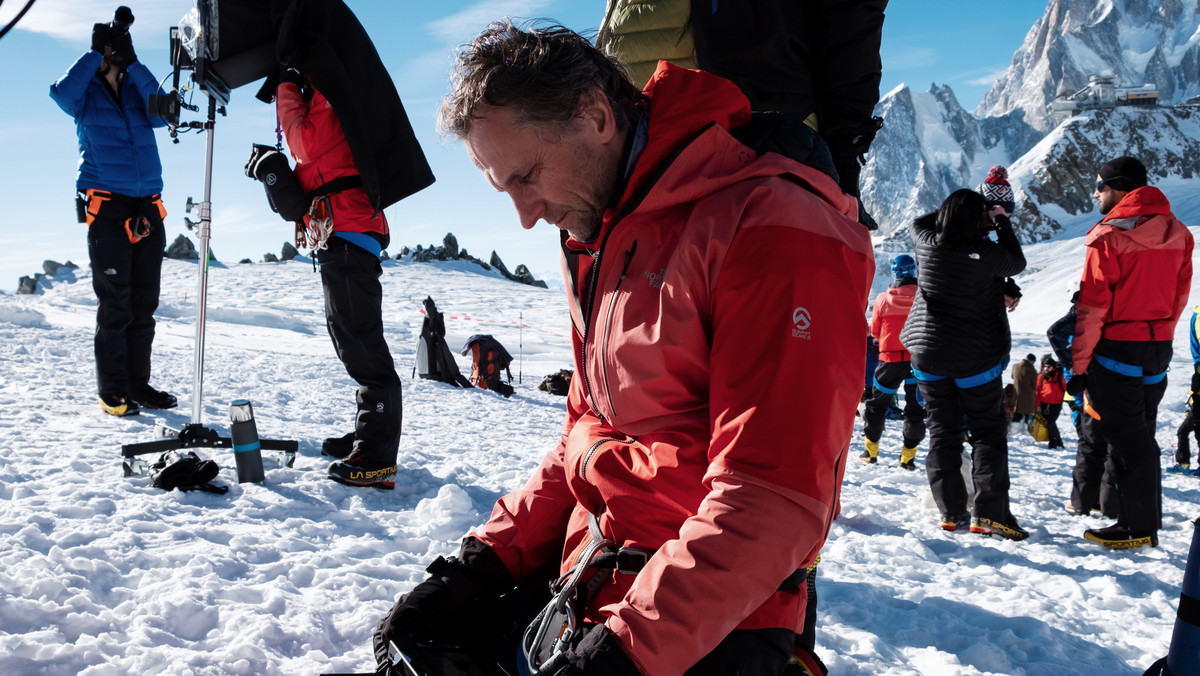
3, 0, 192, 44
883, 46, 940, 71
427, 0, 555, 44
963, 68, 1008, 87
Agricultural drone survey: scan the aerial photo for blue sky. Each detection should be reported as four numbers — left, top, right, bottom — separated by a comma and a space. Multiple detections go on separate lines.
0, 0, 1050, 292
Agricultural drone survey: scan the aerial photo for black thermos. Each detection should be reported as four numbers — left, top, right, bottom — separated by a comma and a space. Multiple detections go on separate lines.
229, 400, 265, 483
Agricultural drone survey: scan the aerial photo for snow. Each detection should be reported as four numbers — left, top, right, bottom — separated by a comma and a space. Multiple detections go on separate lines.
3, 224, 1200, 674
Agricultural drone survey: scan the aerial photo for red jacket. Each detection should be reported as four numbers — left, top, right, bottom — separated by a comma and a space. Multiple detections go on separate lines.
1035, 371, 1066, 407
472, 64, 874, 675
1073, 187, 1192, 375
870, 282, 916, 362
276, 83, 387, 237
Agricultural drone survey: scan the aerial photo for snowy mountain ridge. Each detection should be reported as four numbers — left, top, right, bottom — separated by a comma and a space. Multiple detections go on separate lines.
864, 0, 1200, 247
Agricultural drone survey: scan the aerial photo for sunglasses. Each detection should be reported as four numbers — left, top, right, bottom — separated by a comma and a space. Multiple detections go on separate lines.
1095, 177, 1129, 192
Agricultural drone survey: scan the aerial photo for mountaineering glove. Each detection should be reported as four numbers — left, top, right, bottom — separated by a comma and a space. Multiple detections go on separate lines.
279, 66, 304, 88
110, 31, 136, 65
1191, 370, 1200, 396
91, 23, 113, 53
537, 624, 642, 676
372, 537, 514, 669
1066, 374, 1087, 398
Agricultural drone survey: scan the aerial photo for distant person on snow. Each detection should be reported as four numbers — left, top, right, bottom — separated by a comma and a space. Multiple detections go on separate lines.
1169, 306, 1200, 475
900, 189, 1028, 540
1034, 355, 1067, 449
275, 67, 401, 489
1068, 156, 1192, 550
49, 9, 177, 417
1047, 291, 1081, 429
862, 254, 926, 470
373, 22, 873, 676
1011, 354, 1038, 426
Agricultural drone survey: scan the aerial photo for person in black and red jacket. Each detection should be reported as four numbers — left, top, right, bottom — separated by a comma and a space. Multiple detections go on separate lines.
1035, 356, 1067, 449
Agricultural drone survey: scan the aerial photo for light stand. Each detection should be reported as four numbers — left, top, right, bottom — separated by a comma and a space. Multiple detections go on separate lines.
122, 23, 296, 476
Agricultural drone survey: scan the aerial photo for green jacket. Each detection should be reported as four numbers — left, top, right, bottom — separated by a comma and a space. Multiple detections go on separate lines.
599, 0, 696, 88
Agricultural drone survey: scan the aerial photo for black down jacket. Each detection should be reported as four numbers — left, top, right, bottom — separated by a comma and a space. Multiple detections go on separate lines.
900, 212, 1026, 377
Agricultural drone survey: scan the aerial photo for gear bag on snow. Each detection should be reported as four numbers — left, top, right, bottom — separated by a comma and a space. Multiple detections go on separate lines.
538, 369, 573, 396
462, 335, 514, 397
415, 297, 472, 388
149, 450, 228, 494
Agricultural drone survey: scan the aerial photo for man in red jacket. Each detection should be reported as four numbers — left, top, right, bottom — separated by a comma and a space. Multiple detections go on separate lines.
276, 69, 401, 489
862, 254, 925, 470
373, 21, 873, 676
1068, 156, 1193, 550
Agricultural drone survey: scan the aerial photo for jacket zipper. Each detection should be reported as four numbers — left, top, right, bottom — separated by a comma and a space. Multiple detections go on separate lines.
598, 242, 638, 420
580, 435, 635, 485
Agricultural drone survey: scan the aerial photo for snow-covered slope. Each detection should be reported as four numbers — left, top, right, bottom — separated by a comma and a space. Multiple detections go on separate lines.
3, 233, 1200, 673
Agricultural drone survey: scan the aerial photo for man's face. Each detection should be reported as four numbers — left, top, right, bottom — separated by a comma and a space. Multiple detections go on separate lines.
465, 103, 620, 243
1094, 174, 1124, 215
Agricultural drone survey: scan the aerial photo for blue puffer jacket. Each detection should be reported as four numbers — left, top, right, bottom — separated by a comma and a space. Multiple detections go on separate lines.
49, 51, 165, 197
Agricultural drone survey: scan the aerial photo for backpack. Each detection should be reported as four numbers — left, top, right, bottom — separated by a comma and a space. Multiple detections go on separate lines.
415, 297, 472, 388
149, 450, 228, 494
461, 334, 514, 397
538, 369, 573, 396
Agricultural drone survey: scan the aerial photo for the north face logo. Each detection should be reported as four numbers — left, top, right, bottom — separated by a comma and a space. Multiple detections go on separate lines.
376, 402, 385, 413
792, 307, 811, 340
644, 268, 667, 289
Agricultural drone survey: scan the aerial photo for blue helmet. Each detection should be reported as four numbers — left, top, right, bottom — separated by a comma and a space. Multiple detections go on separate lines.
891, 254, 917, 280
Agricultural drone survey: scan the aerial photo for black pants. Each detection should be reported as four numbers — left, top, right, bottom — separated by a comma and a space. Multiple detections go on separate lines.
1071, 409, 1119, 517
1086, 340, 1170, 533
1177, 409, 1199, 466
1039, 402, 1064, 448
917, 374, 1011, 521
88, 194, 165, 395
863, 361, 926, 448
318, 238, 402, 462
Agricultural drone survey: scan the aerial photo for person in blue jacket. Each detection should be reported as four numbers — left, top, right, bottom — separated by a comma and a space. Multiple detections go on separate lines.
50, 13, 176, 417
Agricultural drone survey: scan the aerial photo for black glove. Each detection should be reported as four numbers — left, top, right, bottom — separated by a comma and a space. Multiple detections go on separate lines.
91, 23, 112, 53
1066, 374, 1087, 397
1191, 370, 1200, 395
539, 625, 642, 676
279, 66, 304, 88
373, 537, 513, 670
110, 30, 136, 65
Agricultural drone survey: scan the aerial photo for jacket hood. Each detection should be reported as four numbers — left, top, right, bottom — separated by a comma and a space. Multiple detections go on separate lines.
1104, 186, 1172, 224
1089, 186, 1182, 249
603, 62, 853, 228
620, 62, 753, 202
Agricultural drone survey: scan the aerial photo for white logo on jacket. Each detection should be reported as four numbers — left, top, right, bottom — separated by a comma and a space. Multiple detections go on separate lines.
969, 253, 980, 260
792, 307, 812, 340
644, 268, 667, 289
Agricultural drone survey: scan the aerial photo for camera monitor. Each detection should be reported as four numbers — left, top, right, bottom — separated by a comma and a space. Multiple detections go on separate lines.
179, 0, 275, 104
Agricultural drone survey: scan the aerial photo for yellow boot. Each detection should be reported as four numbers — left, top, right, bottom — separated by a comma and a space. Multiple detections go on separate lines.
859, 439, 879, 464
899, 445, 918, 471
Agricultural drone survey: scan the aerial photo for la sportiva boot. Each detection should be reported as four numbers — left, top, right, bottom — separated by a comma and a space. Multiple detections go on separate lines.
940, 511, 971, 532
859, 439, 879, 464
1084, 523, 1158, 549
971, 514, 1029, 541
100, 392, 140, 417
899, 445, 918, 471
328, 451, 397, 489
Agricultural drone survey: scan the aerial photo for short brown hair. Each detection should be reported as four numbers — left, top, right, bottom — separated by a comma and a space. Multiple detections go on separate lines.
440, 20, 646, 140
